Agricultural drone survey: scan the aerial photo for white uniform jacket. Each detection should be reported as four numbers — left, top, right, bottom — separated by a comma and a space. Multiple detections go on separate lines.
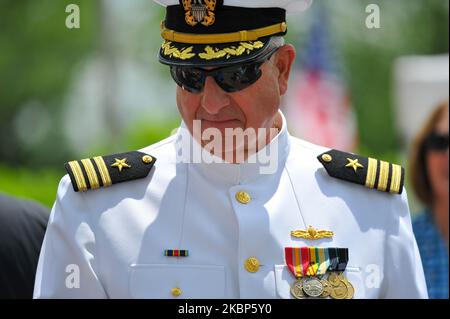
34, 113, 427, 299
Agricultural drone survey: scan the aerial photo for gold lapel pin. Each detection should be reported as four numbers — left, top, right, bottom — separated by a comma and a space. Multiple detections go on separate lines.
291, 226, 334, 240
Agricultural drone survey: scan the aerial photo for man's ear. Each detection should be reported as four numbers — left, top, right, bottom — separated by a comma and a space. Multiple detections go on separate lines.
274, 44, 296, 95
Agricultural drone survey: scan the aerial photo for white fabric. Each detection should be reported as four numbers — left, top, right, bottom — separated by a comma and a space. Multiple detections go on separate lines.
153, 0, 313, 13
34, 112, 427, 299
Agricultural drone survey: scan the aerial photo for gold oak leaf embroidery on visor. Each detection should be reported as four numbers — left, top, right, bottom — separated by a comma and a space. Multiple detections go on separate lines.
161, 41, 265, 61
199, 41, 264, 60
161, 41, 196, 60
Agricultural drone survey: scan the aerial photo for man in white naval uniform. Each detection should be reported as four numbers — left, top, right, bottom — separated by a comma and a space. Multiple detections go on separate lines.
34, 0, 427, 299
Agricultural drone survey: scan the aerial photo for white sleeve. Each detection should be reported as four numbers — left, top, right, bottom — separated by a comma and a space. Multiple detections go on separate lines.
33, 175, 107, 298
383, 189, 428, 299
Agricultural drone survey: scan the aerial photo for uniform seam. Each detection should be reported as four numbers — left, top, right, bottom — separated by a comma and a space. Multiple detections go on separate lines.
177, 163, 190, 254
284, 163, 307, 229
78, 194, 110, 298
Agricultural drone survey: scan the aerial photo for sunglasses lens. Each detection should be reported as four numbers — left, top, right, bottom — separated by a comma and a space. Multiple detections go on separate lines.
170, 67, 205, 93
170, 50, 272, 94
215, 63, 263, 93
426, 133, 449, 151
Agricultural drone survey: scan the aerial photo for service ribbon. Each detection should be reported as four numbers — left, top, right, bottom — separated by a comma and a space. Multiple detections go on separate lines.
307, 247, 319, 276
336, 248, 349, 272
286, 247, 349, 278
285, 247, 302, 278
301, 247, 310, 277
317, 247, 330, 276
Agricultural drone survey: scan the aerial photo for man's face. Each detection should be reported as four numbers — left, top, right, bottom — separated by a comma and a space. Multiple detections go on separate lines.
175, 45, 296, 152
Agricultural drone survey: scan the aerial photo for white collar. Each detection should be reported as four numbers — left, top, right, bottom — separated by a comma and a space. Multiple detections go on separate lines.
174, 111, 291, 186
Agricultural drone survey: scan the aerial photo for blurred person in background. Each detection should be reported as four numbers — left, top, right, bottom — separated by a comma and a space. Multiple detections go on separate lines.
0, 194, 49, 299
410, 100, 449, 299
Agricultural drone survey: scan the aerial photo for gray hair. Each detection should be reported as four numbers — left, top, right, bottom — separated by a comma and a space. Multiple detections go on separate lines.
270, 36, 286, 48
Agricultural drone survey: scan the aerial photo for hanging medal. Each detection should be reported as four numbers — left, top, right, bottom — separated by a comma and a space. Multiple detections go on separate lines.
285, 247, 306, 299
285, 247, 355, 299
317, 247, 332, 298
337, 248, 354, 299
302, 247, 324, 298
327, 248, 354, 299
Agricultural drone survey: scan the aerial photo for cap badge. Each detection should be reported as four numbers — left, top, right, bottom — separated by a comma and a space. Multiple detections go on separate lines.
182, 0, 217, 27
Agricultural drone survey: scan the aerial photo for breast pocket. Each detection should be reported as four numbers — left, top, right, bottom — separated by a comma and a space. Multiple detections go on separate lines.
274, 265, 365, 299
129, 264, 226, 299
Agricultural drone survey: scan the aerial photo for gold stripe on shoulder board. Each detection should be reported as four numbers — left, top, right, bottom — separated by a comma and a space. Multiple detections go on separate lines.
68, 161, 88, 192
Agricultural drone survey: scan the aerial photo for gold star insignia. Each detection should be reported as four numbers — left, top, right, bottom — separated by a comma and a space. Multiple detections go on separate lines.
111, 158, 131, 172
346, 158, 364, 173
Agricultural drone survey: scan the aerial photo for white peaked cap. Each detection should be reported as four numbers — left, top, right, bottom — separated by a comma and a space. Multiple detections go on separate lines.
154, 0, 313, 12
156, 0, 313, 67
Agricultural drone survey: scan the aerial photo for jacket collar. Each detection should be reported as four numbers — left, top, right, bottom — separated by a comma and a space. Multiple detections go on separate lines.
174, 111, 291, 186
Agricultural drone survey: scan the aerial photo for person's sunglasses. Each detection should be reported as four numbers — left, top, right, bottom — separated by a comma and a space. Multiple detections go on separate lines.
170, 47, 280, 94
424, 132, 449, 152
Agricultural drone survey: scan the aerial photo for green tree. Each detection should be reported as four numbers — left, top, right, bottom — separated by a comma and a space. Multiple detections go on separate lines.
0, 0, 96, 166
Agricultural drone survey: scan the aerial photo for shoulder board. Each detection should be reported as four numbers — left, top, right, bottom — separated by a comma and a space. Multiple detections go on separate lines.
65, 151, 156, 192
317, 149, 405, 195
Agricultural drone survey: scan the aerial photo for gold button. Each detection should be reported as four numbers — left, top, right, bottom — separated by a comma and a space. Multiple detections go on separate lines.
236, 191, 251, 204
244, 257, 260, 273
171, 287, 182, 297
142, 155, 153, 164
322, 154, 333, 163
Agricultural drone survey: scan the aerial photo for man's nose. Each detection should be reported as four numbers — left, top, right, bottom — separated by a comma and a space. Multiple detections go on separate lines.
201, 76, 230, 114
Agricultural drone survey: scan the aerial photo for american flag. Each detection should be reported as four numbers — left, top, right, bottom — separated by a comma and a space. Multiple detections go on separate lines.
285, 5, 358, 152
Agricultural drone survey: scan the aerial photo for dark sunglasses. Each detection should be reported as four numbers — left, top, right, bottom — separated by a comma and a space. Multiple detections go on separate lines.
170, 47, 280, 94
424, 132, 449, 152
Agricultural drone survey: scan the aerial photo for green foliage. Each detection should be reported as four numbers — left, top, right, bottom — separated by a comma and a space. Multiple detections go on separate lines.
0, 0, 96, 166
123, 117, 182, 152
0, 164, 62, 208
331, 0, 449, 155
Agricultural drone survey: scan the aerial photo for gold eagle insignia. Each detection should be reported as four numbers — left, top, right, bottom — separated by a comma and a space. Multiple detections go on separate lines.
182, 0, 217, 27
291, 226, 334, 240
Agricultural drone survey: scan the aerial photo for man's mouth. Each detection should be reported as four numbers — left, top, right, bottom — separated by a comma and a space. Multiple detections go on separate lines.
198, 118, 243, 131
201, 119, 236, 124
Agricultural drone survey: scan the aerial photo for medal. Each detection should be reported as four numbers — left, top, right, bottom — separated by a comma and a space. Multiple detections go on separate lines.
327, 248, 354, 299
290, 279, 306, 299
302, 247, 324, 297
330, 279, 348, 299
285, 247, 308, 298
285, 247, 355, 299
320, 279, 332, 298
302, 277, 324, 297
327, 272, 340, 286
343, 277, 355, 299
285, 247, 326, 298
